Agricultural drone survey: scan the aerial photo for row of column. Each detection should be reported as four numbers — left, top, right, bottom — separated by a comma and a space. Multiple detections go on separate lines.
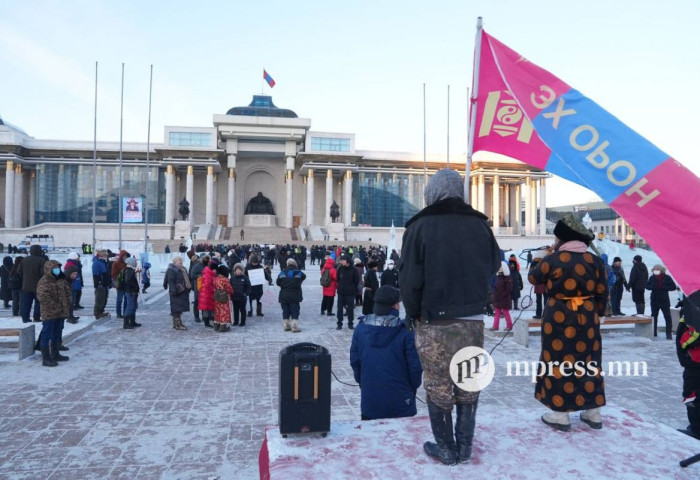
4, 161, 29, 229
471, 173, 547, 235
305, 168, 352, 227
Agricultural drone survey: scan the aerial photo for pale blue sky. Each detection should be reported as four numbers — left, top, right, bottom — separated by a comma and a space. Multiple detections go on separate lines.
1, 0, 698, 206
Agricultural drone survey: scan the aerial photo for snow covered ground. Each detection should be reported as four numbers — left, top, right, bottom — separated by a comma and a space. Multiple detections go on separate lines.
0, 247, 696, 479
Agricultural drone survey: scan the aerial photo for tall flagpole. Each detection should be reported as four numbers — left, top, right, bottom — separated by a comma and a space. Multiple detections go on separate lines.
144, 64, 153, 255
423, 83, 427, 184
118, 63, 124, 249
447, 85, 450, 165
465, 16, 483, 202
92, 62, 98, 251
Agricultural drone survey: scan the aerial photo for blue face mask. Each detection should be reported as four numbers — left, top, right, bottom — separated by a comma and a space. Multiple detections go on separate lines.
52, 267, 61, 276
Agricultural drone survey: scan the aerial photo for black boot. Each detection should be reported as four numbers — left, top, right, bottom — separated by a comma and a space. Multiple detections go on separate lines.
203, 316, 213, 328
58, 343, 69, 352
256, 302, 264, 317
635, 303, 645, 315
50, 341, 69, 362
35, 331, 42, 352
424, 400, 457, 466
41, 345, 58, 367
455, 402, 478, 463
124, 315, 134, 329
131, 314, 142, 328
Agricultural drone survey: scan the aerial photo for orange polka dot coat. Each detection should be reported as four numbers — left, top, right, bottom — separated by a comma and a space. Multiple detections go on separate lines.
528, 250, 609, 412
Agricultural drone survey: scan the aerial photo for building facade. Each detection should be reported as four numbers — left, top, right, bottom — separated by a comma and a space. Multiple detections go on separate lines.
0, 96, 552, 245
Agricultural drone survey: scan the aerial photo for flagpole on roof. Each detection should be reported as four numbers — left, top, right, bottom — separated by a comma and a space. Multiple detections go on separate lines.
144, 64, 153, 256
118, 62, 124, 250
465, 16, 483, 203
447, 84, 450, 166
423, 83, 427, 185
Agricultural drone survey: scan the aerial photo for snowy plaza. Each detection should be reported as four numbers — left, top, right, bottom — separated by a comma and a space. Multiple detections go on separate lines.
0, 241, 696, 479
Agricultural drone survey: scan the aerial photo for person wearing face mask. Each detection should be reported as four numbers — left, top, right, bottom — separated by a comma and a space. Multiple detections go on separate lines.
92, 250, 111, 319
380, 259, 399, 288
646, 265, 677, 339
36, 260, 72, 367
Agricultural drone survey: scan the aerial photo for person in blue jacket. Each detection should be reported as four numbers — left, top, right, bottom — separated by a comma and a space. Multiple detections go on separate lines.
350, 285, 423, 420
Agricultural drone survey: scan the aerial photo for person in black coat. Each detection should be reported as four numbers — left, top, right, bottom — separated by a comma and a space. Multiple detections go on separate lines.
508, 260, 523, 310
336, 255, 360, 330
17, 245, 46, 322
276, 258, 306, 332
167, 256, 191, 331
363, 261, 380, 315
676, 291, 700, 439
627, 254, 649, 314
646, 265, 677, 339
0, 256, 13, 308
230, 263, 251, 326
245, 256, 269, 317
380, 259, 399, 288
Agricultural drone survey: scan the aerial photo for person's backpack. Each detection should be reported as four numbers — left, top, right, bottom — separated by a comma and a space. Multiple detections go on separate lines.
196, 276, 203, 292
320, 268, 332, 287
214, 287, 229, 303
116, 269, 126, 290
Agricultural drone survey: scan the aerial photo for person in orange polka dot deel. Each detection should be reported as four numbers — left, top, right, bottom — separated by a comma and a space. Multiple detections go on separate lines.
528, 213, 609, 432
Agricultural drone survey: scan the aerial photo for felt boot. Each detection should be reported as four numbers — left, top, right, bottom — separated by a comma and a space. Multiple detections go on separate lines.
291, 320, 301, 333
283, 319, 291, 332
541, 411, 570, 432
580, 407, 603, 430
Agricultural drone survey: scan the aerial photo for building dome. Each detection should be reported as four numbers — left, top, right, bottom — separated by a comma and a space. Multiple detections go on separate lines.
226, 95, 298, 118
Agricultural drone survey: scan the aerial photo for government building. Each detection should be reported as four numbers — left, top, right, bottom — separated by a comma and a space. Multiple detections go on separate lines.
0, 95, 552, 250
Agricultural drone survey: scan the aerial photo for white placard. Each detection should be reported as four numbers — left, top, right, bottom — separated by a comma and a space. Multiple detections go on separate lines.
247, 268, 265, 286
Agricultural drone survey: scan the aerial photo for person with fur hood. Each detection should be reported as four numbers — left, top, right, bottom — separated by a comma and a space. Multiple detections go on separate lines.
490, 261, 513, 331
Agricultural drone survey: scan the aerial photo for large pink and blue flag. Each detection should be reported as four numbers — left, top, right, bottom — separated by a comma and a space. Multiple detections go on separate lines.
263, 69, 276, 88
471, 29, 700, 295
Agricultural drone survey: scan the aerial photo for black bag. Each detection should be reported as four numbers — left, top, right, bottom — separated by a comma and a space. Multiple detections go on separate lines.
214, 288, 229, 303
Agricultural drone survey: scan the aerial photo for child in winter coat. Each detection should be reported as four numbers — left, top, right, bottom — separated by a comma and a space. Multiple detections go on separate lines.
490, 262, 514, 331
276, 258, 306, 332
141, 262, 151, 293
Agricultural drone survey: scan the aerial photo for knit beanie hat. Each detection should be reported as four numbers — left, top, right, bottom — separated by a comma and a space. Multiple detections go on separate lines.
424, 169, 463, 206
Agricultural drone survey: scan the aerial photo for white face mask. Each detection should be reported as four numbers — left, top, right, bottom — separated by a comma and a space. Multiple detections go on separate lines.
387, 264, 394, 270
653, 270, 661, 275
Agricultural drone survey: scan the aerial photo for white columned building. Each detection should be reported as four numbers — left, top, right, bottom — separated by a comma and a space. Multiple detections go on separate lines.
477, 174, 486, 213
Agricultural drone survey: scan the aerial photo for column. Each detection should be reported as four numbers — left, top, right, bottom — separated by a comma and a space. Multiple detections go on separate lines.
508, 184, 517, 233
325, 169, 333, 224
4, 161, 14, 228
206, 166, 215, 225
14, 164, 23, 228
186, 166, 194, 226
407, 174, 414, 209
539, 178, 547, 235
515, 183, 522, 234
164, 165, 175, 225
621, 218, 627, 244
471, 176, 478, 207
343, 170, 352, 225
286, 170, 293, 228
523, 178, 530, 235
227, 168, 235, 227
530, 177, 538, 235
477, 174, 486, 213
306, 169, 315, 226
213, 173, 218, 225
28, 171, 36, 226
492, 175, 500, 234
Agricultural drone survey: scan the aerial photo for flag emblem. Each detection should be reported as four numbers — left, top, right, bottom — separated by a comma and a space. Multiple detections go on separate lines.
263, 69, 275, 88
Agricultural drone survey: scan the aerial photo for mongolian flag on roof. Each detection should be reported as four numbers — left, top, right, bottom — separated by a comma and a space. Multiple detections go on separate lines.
470, 26, 700, 296
263, 69, 276, 88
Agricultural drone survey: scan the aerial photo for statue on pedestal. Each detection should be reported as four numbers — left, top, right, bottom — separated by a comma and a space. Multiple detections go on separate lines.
178, 198, 190, 221
330, 201, 340, 223
245, 192, 275, 215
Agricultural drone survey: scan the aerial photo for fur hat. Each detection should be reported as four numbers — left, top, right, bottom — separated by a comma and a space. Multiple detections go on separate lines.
125, 256, 137, 268
372, 285, 401, 315
652, 264, 666, 274
233, 263, 243, 273
553, 214, 595, 245
367, 260, 378, 269
286, 258, 298, 268
68, 252, 80, 260
633, 255, 642, 262
216, 264, 229, 277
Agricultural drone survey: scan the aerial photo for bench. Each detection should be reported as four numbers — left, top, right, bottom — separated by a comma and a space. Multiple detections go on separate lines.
513, 315, 653, 347
0, 324, 37, 360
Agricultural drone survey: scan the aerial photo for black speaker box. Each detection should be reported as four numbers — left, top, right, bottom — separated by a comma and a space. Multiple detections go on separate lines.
278, 343, 331, 436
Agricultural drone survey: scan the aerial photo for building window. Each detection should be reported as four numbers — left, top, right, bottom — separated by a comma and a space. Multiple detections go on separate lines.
310, 137, 350, 152
169, 132, 212, 147
352, 172, 423, 227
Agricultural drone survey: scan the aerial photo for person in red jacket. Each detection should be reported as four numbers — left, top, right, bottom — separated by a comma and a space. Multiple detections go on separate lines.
490, 262, 513, 331
198, 262, 216, 328
320, 256, 337, 316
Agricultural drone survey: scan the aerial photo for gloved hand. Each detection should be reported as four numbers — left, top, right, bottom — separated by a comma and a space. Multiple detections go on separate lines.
405, 315, 417, 332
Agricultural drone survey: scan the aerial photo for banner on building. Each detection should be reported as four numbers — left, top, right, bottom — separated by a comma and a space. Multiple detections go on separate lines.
123, 197, 143, 223
471, 28, 700, 294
